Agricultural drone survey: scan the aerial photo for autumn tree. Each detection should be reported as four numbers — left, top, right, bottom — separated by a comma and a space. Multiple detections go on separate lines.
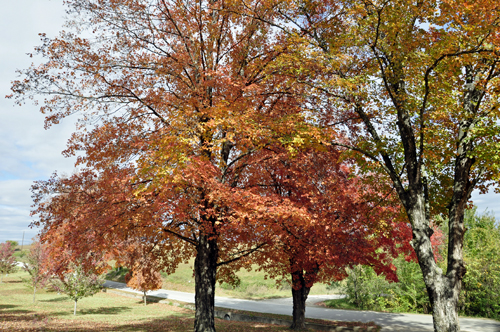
125, 267, 163, 306
120, 240, 163, 306
22, 239, 50, 303
0, 242, 16, 283
248, 145, 409, 329
248, 1, 500, 331
14, 1, 304, 331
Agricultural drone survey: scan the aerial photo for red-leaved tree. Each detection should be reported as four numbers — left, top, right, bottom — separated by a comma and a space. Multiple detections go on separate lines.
246, 145, 410, 329
0, 242, 16, 283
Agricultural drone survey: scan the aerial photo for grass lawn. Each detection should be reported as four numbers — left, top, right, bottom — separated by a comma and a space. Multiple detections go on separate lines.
107, 260, 341, 300
0, 270, 290, 332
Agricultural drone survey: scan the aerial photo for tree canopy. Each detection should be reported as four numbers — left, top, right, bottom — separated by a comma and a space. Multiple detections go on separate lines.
11, 1, 500, 331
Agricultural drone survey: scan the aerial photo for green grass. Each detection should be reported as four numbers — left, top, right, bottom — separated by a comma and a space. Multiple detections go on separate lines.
0, 270, 291, 331
1, 270, 377, 331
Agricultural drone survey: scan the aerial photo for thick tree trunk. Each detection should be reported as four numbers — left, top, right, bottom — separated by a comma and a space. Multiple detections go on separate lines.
33, 287, 36, 303
194, 233, 219, 332
143, 290, 147, 306
408, 199, 462, 332
290, 270, 311, 330
74, 300, 77, 315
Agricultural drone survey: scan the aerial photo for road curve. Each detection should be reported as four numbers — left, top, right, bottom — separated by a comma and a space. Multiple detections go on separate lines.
103, 281, 500, 332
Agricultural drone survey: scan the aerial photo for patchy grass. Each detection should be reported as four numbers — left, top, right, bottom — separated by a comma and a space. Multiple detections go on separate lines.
0, 271, 289, 331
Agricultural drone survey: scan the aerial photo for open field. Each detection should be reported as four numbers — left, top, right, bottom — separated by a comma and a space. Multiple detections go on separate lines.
107, 260, 341, 300
0, 270, 291, 332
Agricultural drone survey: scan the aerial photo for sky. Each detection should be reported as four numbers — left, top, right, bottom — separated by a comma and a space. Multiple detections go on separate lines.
0, 1, 498, 245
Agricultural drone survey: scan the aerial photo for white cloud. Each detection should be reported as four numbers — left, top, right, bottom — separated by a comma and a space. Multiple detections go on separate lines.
471, 188, 499, 219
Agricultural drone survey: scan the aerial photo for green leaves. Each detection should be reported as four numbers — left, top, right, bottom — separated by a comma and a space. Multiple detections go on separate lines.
461, 208, 500, 318
51, 261, 104, 315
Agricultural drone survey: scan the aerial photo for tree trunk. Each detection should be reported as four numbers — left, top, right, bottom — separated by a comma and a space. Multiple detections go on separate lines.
33, 287, 37, 303
194, 233, 219, 332
408, 198, 462, 332
290, 270, 311, 330
74, 300, 77, 315
143, 290, 147, 306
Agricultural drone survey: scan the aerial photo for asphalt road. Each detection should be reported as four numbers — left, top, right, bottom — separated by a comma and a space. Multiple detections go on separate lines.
103, 281, 500, 332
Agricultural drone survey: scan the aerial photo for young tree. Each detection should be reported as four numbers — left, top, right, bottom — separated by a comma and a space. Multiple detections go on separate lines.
120, 240, 164, 306
51, 261, 105, 315
253, 1, 500, 330
0, 242, 16, 283
16, 1, 301, 331
125, 267, 163, 306
22, 239, 50, 303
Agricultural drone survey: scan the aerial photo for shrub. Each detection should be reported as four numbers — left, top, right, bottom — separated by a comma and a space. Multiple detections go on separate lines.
459, 208, 500, 319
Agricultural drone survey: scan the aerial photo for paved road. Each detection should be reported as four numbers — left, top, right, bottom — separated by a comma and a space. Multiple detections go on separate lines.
104, 281, 500, 332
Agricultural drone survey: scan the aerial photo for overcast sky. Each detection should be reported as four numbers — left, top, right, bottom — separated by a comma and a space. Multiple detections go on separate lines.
0, 1, 498, 245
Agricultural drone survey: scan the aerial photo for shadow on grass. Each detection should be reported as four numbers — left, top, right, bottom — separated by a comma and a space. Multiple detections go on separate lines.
79, 306, 131, 315
49, 305, 131, 317
0, 304, 18, 310
4, 280, 23, 284
40, 296, 70, 303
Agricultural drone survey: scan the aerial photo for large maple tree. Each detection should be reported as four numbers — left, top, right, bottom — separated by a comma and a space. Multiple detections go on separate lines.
250, 1, 500, 331
14, 1, 304, 331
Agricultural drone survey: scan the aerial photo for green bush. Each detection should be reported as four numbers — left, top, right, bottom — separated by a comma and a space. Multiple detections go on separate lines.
459, 208, 500, 319
385, 257, 430, 314
340, 258, 430, 313
343, 265, 391, 311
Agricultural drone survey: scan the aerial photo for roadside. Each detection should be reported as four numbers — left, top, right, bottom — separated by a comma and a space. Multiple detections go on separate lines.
104, 280, 500, 332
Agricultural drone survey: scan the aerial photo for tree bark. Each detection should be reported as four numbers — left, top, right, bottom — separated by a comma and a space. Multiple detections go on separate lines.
74, 300, 77, 315
33, 287, 36, 303
143, 290, 147, 306
194, 233, 219, 332
290, 270, 311, 330
408, 201, 461, 332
